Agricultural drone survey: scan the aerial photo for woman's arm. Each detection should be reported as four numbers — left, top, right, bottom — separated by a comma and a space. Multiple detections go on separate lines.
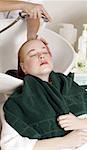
33, 130, 87, 150
1, 120, 87, 150
0, 1, 51, 21
0, 1, 31, 12
26, 17, 40, 40
1, 115, 87, 150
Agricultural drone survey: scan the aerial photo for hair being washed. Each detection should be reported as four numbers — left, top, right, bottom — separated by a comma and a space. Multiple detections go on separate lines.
18, 40, 30, 79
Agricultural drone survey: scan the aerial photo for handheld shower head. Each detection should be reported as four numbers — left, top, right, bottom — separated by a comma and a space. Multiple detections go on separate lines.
19, 11, 49, 22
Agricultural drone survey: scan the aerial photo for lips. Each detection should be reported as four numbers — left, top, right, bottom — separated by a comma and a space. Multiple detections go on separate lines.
40, 61, 48, 66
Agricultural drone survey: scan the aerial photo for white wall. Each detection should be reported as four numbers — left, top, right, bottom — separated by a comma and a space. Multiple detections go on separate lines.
43, 0, 87, 51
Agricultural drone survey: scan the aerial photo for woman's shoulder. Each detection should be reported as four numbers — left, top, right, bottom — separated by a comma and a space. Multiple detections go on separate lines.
52, 71, 69, 80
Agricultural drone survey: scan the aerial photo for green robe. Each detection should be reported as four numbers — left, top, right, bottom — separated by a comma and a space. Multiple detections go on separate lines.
3, 71, 87, 139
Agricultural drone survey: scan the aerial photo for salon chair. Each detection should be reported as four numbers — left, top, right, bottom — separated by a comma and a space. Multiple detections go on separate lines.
0, 19, 76, 148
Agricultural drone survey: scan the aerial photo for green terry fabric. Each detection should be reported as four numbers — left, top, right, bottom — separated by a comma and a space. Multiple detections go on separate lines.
3, 71, 87, 139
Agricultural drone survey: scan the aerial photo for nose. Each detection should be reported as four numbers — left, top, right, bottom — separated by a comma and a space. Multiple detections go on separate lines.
38, 53, 45, 59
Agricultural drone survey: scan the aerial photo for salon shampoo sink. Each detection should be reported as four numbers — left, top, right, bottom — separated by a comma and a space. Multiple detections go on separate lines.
0, 19, 76, 93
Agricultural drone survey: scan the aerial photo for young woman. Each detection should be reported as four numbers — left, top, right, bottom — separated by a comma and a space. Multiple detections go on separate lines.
3, 39, 87, 150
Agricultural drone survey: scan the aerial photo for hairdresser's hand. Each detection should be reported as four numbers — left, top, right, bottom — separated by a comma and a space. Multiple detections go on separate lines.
37, 37, 52, 56
58, 112, 84, 131
22, 2, 51, 21
62, 130, 87, 149
37, 36, 48, 45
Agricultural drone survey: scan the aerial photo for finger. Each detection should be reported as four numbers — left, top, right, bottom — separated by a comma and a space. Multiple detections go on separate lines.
41, 9, 52, 22
59, 119, 69, 124
45, 44, 52, 56
59, 122, 74, 131
59, 120, 69, 127
60, 123, 69, 129
64, 127, 72, 131
37, 10, 41, 19
58, 118, 73, 129
39, 37, 48, 45
37, 37, 52, 56
29, 13, 33, 19
58, 119, 69, 126
33, 10, 38, 19
41, 14, 49, 22
58, 114, 70, 121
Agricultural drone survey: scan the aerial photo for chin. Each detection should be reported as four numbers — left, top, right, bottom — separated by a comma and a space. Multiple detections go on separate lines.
40, 67, 53, 75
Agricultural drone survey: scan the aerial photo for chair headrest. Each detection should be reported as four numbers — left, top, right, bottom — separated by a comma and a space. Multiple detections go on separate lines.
6, 70, 18, 78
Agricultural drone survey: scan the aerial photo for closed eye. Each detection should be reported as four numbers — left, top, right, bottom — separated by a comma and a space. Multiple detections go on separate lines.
29, 53, 38, 57
43, 52, 49, 54
42, 47, 46, 49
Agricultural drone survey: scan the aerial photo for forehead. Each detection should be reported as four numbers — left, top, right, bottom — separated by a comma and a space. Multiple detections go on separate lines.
22, 40, 46, 53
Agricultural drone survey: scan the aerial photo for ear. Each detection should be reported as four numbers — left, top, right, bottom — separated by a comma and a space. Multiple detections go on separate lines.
20, 62, 26, 74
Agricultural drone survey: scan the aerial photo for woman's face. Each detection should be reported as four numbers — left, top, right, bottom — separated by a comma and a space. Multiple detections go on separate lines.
19, 40, 53, 78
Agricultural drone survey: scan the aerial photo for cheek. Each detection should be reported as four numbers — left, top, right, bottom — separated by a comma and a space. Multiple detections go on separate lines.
26, 61, 35, 69
48, 56, 53, 68
47, 55, 53, 63
24, 58, 40, 73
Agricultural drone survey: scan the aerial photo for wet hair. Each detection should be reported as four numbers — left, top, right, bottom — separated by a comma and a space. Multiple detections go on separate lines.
18, 40, 30, 79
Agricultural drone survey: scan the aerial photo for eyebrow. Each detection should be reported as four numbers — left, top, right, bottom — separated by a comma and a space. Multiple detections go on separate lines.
26, 47, 46, 55
26, 49, 35, 55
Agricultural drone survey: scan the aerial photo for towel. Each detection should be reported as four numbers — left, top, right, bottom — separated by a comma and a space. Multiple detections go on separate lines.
3, 71, 87, 139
